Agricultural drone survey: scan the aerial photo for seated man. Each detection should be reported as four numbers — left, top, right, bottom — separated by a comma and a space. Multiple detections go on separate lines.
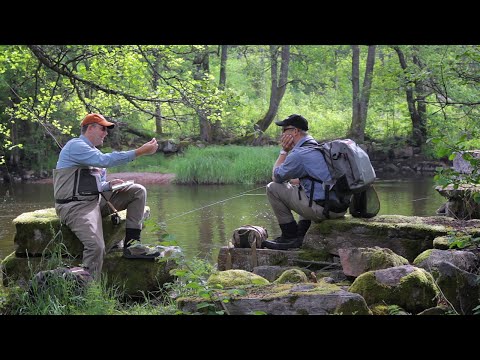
263, 114, 347, 250
53, 113, 160, 279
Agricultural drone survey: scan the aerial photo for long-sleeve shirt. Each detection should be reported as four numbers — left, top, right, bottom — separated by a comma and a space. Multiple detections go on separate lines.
56, 135, 136, 191
273, 135, 333, 201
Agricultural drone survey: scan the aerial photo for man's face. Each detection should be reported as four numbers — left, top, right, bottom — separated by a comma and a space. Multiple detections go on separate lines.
87, 123, 108, 146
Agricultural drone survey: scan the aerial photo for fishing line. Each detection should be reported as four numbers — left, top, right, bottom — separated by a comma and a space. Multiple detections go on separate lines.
164, 185, 266, 222
412, 197, 430, 202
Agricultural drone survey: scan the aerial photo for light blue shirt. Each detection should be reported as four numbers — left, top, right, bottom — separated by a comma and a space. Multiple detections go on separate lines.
273, 135, 333, 201
56, 135, 136, 191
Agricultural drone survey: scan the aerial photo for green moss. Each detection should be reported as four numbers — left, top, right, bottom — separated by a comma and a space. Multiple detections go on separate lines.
102, 253, 175, 297
258, 281, 342, 301
412, 249, 433, 266
370, 303, 389, 315
368, 247, 409, 270
12, 208, 59, 225
350, 267, 439, 313
207, 269, 269, 288
274, 269, 308, 284
349, 271, 393, 305
432, 236, 450, 250
396, 268, 439, 312
298, 249, 332, 262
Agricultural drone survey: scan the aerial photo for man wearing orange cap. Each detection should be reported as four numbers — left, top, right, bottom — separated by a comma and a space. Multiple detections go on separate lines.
53, 113, 160, 279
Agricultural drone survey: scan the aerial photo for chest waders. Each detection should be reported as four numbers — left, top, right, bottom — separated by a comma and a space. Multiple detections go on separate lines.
53, 167, 120, 225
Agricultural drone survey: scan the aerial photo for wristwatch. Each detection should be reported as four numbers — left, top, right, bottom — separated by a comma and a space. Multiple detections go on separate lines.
279, 149, 288, 155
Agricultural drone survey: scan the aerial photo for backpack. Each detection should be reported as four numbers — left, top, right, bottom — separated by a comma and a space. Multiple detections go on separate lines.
29, 266, 93, 298
231, 225, 268, 249
301, 138, 379, 218
226, 225, 269, 270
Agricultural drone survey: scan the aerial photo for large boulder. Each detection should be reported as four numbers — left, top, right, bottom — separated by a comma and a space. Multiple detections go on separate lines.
1, 251, 177, 297
349, 265, 439, 314
177, 280, 371, 315
12, 207, 150, 257
303, 215, 478, 262
338, 246, 409, 277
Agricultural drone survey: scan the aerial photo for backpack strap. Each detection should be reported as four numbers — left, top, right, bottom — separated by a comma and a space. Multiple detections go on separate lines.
299, 139, 329, 214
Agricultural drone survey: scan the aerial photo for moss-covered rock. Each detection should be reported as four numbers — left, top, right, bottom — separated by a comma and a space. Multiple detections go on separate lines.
177, 281, 371, 315
432, 236, 451, 250
1, 251, 176, 297
304, 214, 479, 262
274, 269, 309, 284
339, 246, 409, 277
413, 249, 479, 277
207, 269, 270, 288
349, 265, 439, 314
368, 247, 409, 269
413, 249, 434, 265
435, 261, 480, 315
12, 207, 149, 257
102, 253, 176, 298
369, 303, 409, 315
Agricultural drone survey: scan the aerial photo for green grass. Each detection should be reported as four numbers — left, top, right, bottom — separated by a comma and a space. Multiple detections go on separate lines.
108, 152, 173, 174
172, 145, 279, 184
0, 256, 218, 315
107, 145, 280, 185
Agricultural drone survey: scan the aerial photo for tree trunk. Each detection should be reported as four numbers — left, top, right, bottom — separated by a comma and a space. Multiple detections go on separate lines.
412, 51, 427, 146
254, 45, 291, 135
393, 46, 427, 147
349, 45, 376, 142
193, 46, 212, 142
152, 52, 163, 135
350, 45, 361, 140
219, 45, 228, 90
358, 45, 376, 141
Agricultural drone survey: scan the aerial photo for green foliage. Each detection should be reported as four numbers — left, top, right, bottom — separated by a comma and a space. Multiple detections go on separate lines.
3, 45, 480, 172
447, 234, 480, 249
432, 133, 480, 189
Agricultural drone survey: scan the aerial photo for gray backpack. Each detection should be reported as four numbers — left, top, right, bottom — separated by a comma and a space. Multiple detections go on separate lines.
302, 139, 378, 218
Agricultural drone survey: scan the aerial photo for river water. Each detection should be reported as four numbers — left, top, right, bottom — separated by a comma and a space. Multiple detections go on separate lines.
0, 177, 446, 264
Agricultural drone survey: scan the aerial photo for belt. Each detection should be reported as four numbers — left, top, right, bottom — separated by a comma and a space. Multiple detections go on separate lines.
55, 197, 95, 204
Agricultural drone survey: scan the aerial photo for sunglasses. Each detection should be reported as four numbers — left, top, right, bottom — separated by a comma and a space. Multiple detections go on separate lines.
92, 124, 108, 132
282, 127, 296, 133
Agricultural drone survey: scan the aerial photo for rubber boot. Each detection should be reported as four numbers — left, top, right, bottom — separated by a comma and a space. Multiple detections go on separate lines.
124, 228, 141, 248
297, 220, 311, 239
262, 221, 301, 250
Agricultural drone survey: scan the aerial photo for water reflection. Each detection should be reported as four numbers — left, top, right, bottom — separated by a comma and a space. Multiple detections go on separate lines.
0, 178, 447, 263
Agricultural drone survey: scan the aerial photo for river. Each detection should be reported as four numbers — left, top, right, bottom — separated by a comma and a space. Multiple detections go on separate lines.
0, 177, 446, 264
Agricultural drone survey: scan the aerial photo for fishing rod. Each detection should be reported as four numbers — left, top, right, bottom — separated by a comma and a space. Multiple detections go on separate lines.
164, 185, 267, 222
7, 85, 65, 150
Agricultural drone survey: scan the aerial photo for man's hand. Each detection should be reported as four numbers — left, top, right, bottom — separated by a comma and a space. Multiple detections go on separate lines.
135, 138, 159, 157
281, 133, 294, 152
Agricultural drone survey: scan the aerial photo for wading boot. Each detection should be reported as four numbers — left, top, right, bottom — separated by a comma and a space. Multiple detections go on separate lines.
262, 221, 302, 250
297, 219, 311, 240
123, 228, 161, 259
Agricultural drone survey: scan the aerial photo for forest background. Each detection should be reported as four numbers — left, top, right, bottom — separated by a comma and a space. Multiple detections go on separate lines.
0, 45, 479, 178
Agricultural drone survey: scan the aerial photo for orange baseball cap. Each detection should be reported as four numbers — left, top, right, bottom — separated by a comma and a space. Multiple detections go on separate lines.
80, 113, 115, 129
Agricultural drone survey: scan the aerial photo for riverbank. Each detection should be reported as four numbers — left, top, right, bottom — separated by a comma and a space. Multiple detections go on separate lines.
31, 172, 176, 185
